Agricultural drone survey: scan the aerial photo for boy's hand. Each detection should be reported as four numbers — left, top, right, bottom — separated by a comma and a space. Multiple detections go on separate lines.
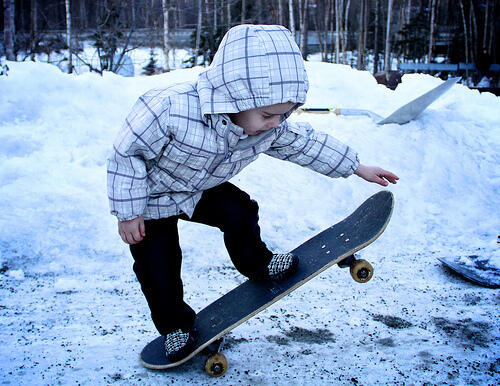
118, 216, 146, 245
354, 164, 399, 187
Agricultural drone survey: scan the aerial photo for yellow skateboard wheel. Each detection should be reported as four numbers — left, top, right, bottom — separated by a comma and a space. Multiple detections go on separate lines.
350, 259, 373, 283
205, 352, 228, 377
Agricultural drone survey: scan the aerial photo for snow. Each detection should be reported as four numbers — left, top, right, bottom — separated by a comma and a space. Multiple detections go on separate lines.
1, 60, 499, 385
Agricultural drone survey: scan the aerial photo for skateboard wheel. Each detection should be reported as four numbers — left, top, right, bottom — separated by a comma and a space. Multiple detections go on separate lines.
205, 353, 228, 377
350, 259, 373, 283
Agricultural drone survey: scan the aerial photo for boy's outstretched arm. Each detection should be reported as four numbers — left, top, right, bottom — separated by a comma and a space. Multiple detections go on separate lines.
354, 164, 399, 186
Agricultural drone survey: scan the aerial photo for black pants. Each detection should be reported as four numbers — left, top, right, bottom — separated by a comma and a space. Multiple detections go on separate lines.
130, 182, 273, 335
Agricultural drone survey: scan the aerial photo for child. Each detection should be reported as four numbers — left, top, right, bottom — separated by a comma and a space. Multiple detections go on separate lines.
107, 24, 398, 361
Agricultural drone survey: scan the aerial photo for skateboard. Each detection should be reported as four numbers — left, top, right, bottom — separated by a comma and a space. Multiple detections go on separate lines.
140, 190, 394, 376
438, 256, 500, 288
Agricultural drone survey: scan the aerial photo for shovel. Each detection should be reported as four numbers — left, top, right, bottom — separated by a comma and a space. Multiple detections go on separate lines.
296, 77, 460, 125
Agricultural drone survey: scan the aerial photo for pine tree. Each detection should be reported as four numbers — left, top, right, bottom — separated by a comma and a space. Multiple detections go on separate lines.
143, 50, 159, 75
0, 58, 9, 76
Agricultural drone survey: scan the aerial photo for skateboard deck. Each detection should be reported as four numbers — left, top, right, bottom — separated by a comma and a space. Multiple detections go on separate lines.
438, 256, 500, 288
140, 190, 394, 375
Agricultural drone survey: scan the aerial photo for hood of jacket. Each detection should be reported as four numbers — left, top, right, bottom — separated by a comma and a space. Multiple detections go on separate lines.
197, 24, 309, 117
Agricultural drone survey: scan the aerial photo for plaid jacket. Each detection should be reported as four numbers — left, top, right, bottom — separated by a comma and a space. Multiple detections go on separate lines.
107, 25, 359, 221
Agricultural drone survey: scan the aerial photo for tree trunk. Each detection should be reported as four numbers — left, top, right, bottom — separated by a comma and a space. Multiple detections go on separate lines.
194, 0, 202, 66
241, 0, 246, 23
256, 0, 263, 24
374, 0, 380, 73
278, 0, 283, 25
30, 0, 38, 61
4, 0, 15, 61
162, 0, 170, 72
343, 0, 351, 65
324, 0, 332, 62
80, 0, 87, 30
335, 0, 340, 63
470, 0, 478, 62
363, 0, 368, 63
403, 0, 412, 60
488, 0, 494, 53
288, 0, 295, 40
227, 0, 231, 27
357, 0, 366, 69
299, 0, 309, 59
406, 0, 412, 25
65, 0, 73, 73
384, 0, 393, 71
214, 0, 218, 32
459, 0, 469, 82
428, 0, 437, 64
483, 0, 489, 49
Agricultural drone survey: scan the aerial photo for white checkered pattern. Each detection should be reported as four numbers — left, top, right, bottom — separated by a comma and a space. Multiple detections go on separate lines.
164, 329, 189, 355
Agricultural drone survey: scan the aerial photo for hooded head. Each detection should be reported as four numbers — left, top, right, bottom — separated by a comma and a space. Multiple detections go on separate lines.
197, 24, 309, 116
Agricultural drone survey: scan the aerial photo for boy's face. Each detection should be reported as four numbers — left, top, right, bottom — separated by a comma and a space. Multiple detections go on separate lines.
229, 102, 295, 136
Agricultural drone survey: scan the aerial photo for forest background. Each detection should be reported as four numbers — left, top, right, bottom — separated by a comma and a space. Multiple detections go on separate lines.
1, 0, 498, 81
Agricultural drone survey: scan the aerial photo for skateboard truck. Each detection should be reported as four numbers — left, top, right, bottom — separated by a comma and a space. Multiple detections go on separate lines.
338, 254, 374, 283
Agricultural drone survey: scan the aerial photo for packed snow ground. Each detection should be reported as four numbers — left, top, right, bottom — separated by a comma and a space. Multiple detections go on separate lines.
0, 60, 499, 385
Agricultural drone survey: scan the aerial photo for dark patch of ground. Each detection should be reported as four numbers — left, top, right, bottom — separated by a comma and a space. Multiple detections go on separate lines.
266, 326, 336, 346
371, 314, 413, 329
432, 317, 492, 348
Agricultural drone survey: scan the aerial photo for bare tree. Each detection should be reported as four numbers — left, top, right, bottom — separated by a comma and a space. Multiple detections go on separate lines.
488, 0, 494, 53
277, 0, 283, 25
256, 0, 263, 24
65, 0, 73, 73
214, 0, 218, 32
357, 0, 367, 69
483, 0, 489, 49
335, 0, 340, 63
342, 0, 351, 65
4, 0, 16, 61
162, 0, 171, 71
405, 0, 412, 24
80, 0, 88, 30
373, 0, 380, 73
299, 0, 309, 58
288, 0, 295, 39
30, 0, 38, 61
322, 0, 332, 62
470, 0, 478, 62
241, 0, 246, 22
459, 0, 469, 81
194, 0, 202, 66
428, 0, 437, 63
384, 0, 393, 71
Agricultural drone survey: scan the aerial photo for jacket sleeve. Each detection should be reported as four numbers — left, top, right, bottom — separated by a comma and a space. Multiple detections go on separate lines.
106, 95, 171, 221
264, 120, 360, 178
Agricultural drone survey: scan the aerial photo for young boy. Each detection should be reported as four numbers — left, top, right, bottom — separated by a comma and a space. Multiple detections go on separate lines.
107, 24, 398, 362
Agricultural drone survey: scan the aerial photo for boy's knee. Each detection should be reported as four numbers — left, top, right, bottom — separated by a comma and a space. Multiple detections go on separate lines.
228, 197, 259, 228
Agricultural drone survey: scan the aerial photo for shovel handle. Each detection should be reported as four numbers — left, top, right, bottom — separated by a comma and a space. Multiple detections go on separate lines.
295, 108, 341, 115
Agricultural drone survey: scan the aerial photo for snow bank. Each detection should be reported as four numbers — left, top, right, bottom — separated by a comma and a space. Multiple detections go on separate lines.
0, 61, 498, 384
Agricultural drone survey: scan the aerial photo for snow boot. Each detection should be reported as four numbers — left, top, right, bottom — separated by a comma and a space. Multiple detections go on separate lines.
267, 253, 299, 281
164, 328, 198, 362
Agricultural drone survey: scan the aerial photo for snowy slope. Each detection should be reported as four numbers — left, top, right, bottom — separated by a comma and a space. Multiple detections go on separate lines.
0, 61, 499, 385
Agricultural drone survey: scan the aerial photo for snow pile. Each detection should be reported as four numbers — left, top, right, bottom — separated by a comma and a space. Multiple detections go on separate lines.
0, 61, 499, 384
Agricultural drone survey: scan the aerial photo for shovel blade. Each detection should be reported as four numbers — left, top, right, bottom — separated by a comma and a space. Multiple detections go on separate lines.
377, 77, 460, 125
